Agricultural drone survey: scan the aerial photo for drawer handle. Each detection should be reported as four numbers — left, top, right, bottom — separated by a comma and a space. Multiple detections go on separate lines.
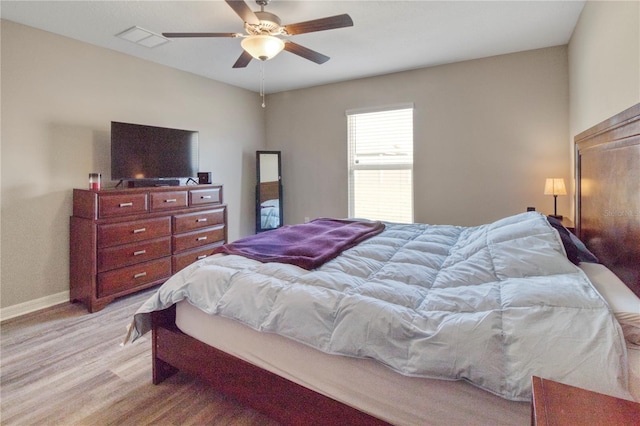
201, 195, 212, 199
119, 202, 133, 208
165, 199, 177, 203
134, 272, 147, 279
133, 228, 146, 234
196, 218, 207, 222
197, 255, 207, 260
133, 250, 146, 256
197, 236, 208, 241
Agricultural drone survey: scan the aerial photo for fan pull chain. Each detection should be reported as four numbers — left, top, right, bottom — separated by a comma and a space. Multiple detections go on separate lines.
260, 61, 266, 108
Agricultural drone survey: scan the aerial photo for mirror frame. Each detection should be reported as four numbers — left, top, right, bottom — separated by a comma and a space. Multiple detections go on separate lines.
255, 150, 283, 233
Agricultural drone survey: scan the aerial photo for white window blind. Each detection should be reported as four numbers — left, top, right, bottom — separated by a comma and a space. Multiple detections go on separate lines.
347, 106, 414, 223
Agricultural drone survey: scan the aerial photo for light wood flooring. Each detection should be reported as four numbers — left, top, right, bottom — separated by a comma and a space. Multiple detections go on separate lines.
0, 290, 279, 425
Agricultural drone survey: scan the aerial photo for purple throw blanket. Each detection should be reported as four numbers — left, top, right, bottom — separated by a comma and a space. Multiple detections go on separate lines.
213, 218, 385, 270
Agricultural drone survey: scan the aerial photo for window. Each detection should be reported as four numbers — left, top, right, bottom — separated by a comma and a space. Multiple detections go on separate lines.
347, 105, 414, 223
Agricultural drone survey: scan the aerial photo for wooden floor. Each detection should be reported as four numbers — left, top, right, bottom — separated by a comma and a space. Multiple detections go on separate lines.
0, 290, 279, 425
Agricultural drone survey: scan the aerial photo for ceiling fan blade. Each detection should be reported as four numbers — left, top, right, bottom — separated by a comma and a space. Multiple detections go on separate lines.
225, 0, 260, 25
284, 14, 353, 35
232, 51, 253, 68
163, 32, 239, 38
284, 41, 330, 64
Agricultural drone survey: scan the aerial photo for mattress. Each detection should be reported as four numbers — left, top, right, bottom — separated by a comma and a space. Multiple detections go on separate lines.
176, 300, 530, 425
174, 261, 640, 425
579, 262, 640, 402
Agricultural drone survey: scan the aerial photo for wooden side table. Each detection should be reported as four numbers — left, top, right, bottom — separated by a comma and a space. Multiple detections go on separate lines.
531, 376, 640, 425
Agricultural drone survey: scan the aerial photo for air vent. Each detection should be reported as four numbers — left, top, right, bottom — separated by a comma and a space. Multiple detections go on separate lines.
116, 26, 170, 48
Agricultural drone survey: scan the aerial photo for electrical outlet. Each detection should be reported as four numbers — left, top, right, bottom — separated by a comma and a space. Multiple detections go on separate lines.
304, 217, 310, 223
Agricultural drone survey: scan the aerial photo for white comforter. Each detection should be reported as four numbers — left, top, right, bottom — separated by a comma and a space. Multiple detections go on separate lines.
130, 212, 629, 401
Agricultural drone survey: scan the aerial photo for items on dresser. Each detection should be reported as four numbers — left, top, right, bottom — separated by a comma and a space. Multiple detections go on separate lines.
198, 172, 212, 185
70, 185, 226, 312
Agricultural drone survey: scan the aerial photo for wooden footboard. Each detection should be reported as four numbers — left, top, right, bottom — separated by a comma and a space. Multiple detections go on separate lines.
151, 306, 390, 426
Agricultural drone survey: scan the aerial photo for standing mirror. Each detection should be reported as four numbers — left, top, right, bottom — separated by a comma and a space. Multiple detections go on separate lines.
256, 151, 283, 233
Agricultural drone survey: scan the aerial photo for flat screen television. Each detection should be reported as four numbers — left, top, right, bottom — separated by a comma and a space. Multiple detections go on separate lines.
111, 121, 199, 183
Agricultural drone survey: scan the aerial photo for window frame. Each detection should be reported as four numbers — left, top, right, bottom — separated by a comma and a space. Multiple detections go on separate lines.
346, 104, 414, 223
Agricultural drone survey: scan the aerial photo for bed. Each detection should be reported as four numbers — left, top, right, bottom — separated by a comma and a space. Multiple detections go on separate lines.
260, 198, 280, 229
258, 180, 282, 230
129, 103, 640, 425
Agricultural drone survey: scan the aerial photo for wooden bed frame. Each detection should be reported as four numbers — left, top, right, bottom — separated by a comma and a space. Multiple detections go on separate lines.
259, 180, 280, 203
151, 103, 640, 424
151, 305, 388, 425
575, 103, 640, 297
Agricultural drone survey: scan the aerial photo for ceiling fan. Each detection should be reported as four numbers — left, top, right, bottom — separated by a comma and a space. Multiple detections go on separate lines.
162, 0, 354, 68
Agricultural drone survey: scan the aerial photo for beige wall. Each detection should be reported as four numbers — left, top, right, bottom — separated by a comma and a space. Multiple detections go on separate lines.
567, 0, 639, 218
266, 46, 570, 227
0, 20, 266, 310
569, 1, 640, 136
5, 1, 634, 316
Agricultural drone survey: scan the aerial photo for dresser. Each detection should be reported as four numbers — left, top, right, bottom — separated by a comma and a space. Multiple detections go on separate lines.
70, 185, 227, 312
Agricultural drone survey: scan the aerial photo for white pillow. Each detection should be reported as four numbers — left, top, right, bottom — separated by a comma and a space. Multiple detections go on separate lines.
580, 262, 640, 346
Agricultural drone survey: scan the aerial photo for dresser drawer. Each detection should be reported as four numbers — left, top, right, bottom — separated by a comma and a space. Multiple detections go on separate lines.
173, 225, 225, 253
190, 187, 221, 206
97, 236, 171, 272
173, 208, 226, 233
98, 217, 171, 248
172, 242, 223, 272
150, 191, 188, 212
98, 257, 171, 298
99, 193, 148, 218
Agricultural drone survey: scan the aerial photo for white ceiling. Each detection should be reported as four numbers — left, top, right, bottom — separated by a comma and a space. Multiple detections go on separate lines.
1, 0, 585, 94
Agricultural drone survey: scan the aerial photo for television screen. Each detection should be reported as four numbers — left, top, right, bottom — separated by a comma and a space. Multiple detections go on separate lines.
111, 121, 199, 181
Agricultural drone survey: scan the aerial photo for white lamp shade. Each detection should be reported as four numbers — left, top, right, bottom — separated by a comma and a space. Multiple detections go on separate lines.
544, 178, 567, 196
241, 35, 285, 61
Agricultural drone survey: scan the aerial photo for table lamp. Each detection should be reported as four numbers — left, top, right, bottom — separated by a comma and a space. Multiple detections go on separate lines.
544, 178, 566, 219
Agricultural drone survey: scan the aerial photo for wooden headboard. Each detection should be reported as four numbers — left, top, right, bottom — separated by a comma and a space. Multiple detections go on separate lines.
260, 181, 280, 203
575, 103, 640, 297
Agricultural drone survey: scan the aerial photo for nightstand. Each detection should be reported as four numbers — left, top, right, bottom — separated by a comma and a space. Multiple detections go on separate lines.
531, 376, 640, 425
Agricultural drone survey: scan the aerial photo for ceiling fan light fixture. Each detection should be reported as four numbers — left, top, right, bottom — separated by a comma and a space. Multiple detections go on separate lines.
241, 35, 285, 61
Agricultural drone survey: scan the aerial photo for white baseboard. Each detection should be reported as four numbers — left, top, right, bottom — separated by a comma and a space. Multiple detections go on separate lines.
0, 291, 70, 322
